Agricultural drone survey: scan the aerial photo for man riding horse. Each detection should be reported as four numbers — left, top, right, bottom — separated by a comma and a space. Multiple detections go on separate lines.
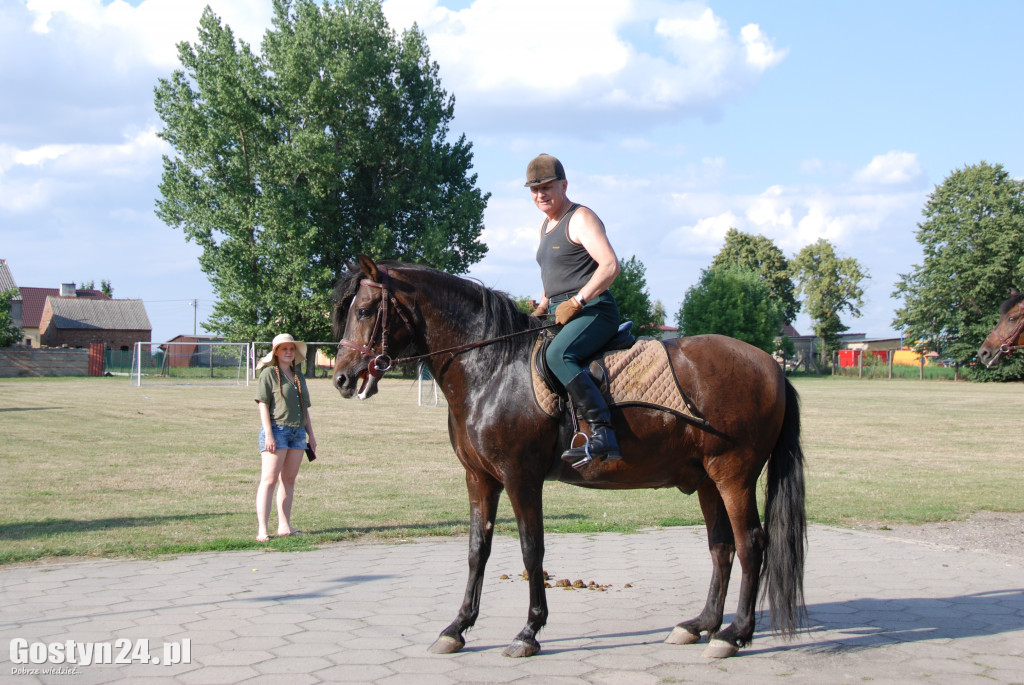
525, 154, 623, 466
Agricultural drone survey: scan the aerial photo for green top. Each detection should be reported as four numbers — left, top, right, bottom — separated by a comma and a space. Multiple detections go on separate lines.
255, 365, 311, 428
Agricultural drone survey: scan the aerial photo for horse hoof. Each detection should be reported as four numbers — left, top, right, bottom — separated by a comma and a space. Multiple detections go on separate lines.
502, 638, 540, 658
428, 635, 465, 654
665, 626, 702, 645
702, 639, 739, 659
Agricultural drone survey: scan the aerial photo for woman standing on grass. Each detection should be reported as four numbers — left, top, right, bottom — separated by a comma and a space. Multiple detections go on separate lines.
255, 333, 316, 542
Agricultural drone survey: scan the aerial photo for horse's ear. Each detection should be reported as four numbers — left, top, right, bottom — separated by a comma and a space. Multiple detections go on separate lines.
1011, 287, 1020, 298
358, 254, 380, 282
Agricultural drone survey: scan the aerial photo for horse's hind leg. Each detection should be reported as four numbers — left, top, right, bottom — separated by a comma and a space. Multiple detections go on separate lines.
429, 469, 503, 654
666, 479, 733, 646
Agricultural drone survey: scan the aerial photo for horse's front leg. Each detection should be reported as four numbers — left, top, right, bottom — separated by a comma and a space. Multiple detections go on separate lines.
428, 468, 503, 654
502, 481, 547, 658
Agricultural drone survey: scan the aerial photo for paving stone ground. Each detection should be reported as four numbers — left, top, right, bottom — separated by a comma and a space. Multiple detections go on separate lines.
2, 525, 1022, 684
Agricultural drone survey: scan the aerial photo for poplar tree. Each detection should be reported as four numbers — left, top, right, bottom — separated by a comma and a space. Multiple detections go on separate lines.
154, 0, 488, 341
791, 239, 868, 362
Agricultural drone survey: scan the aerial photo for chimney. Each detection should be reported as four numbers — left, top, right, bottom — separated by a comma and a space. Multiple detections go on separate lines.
60, 283, 76, 297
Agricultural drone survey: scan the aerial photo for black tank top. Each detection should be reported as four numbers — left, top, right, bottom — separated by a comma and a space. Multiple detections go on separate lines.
535, 204, 597, 299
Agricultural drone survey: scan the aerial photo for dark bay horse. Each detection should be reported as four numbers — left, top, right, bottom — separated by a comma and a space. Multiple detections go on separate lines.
331, 256, 806, 659
978, 288, 1024, 368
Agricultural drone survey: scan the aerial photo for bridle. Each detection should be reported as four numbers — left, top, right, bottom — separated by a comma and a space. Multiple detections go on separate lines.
337, 265, 416, 378
991, 304, 1024, 360
337, 265, 558, 379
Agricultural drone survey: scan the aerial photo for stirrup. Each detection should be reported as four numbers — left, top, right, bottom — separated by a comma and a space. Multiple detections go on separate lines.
564, 431, 593, 469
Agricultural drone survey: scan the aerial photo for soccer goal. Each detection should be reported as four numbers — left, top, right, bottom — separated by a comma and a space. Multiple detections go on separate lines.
131, 341, 251, 386
417, 361, 446, 408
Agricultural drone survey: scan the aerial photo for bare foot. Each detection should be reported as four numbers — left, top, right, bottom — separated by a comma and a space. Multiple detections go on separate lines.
256, 534, 271, 543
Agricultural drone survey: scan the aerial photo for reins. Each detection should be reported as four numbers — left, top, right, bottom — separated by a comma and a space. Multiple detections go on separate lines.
338, 265, 558, 379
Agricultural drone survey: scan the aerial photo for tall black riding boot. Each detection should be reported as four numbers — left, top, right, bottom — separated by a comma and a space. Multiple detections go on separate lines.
561, 372, 621, 466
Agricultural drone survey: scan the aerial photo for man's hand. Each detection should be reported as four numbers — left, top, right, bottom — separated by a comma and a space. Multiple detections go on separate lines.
530, 303, 548, 318
554, 297, 583, 325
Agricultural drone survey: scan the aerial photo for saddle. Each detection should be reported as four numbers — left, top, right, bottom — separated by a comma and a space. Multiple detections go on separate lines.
531, 324, 706, 427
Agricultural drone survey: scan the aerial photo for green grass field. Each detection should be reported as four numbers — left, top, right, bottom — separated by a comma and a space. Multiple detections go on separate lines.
0, 375, 1021, 565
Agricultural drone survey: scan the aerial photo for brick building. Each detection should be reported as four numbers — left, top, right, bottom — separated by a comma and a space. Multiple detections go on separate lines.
39, 297, 151, 351
19, 284, 109, 347
162, 334, 228, 367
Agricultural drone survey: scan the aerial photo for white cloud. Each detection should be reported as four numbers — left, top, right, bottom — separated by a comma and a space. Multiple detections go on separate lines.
853, 151, 924, 186
0, 143, 74, 171
23, 0, 273, 70
655, 7, 726, 44
0, 128, 167, 213
382, 0, 786, 119
740, 23, 788, 70
385, 0, 632, 94
659, 211, 740, 257
0, 129, 167, 177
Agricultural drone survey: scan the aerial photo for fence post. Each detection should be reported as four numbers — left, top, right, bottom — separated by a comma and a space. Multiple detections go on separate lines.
858, 350, 863, 378
888, 353, 893, 379
88, 343, 104, 376
919, 354, 924, 380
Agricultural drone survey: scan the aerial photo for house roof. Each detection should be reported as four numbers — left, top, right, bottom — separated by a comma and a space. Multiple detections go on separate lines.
20, 287, 109, 327
0, 259, 20, 299
44, 297, 151, 331
166, 334, 224, 343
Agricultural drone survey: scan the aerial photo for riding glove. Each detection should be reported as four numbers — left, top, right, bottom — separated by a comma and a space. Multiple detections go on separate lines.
554, 297, 583, 325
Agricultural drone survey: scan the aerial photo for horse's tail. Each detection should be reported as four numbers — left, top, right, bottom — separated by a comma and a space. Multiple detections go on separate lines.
760, 376, 808, 636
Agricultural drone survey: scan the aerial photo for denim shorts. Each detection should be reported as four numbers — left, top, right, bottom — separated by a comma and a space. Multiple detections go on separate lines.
259, 424, 308, 453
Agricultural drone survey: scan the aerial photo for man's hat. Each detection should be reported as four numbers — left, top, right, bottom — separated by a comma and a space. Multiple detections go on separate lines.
524, 154, 566, 187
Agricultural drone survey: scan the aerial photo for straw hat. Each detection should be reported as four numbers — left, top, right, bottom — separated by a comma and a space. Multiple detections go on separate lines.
257, 333, 307, 369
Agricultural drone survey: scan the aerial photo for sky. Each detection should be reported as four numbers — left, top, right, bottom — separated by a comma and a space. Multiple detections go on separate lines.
2, 0, 1023, 344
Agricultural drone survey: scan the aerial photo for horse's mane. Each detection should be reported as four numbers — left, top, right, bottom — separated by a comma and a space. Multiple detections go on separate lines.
331, 261, 541, 362
999, 288, 1023, 316
331, 266, 364, 341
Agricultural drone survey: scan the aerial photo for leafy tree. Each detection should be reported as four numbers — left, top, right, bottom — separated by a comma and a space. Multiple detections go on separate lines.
79, 280, 114, 297
676, 266, 784, 354
792, 239, 868, 363
651, 299, 667, 328
711, 228, 799, 324
0, 289, 22, 347
511, 295, 535, 314
892, 161, 1024, 380
154, 0, 488, 342
608, 255, 662, 337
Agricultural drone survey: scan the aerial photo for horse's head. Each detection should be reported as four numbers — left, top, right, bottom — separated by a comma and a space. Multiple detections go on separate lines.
331, 255, 417, 399
977, 287, 1024, 368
